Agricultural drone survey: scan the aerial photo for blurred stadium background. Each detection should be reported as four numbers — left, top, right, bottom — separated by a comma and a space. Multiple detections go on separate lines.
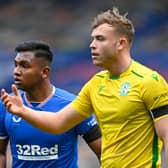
0, 0, 167, 167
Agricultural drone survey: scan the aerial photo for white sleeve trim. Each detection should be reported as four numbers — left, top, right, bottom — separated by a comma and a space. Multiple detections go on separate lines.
0, 136, 8, 140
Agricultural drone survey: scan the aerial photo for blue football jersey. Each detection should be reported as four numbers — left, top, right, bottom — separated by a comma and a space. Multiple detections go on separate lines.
0, 86, 98, 168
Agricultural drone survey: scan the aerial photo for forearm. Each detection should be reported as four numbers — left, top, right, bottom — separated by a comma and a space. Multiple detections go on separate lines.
19, 104, 86, 134
20, 106, 66, 134
0, 154, 6, 168
87, 139, 101, 162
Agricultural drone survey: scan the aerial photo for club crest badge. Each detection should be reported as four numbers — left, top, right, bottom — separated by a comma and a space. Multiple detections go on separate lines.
120, 82, 131, 96
12, 116, 22, 123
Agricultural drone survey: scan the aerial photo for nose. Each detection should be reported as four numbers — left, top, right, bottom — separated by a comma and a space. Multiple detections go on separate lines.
89, 40, 96, 49
13, 66, 21, 76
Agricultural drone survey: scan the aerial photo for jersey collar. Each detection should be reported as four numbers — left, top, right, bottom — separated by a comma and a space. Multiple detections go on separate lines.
107, 59, 134, 80
23, 85, 56, 108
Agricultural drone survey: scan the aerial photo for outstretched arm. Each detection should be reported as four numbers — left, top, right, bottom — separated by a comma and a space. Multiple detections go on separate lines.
1, 85, 87, 134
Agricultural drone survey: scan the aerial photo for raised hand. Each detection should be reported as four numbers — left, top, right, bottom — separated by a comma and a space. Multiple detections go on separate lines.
1, 84, 24, 116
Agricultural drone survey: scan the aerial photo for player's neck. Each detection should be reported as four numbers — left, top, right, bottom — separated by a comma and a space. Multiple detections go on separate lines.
108, 54, 131, 77
25, 82, 53, 102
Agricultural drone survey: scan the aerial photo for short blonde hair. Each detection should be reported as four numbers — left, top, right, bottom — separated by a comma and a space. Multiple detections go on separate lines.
91, 7, 135, 44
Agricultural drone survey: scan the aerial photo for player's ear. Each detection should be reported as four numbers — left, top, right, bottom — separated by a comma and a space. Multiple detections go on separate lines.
117, 37, 127, 50
42, 66, 50, 79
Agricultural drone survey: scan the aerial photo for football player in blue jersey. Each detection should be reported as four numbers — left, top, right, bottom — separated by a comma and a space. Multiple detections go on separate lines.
0, 40, 101, 168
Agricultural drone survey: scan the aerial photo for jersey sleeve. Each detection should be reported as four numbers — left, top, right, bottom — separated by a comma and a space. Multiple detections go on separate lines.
141, 72, 168, 120
75, 114, 98, 136
71, 79, 94, 117
0, 101, 8, 139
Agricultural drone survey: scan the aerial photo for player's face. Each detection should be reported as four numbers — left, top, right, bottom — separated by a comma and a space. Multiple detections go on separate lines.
90, 23, 120, 68
13, 51, 44, 91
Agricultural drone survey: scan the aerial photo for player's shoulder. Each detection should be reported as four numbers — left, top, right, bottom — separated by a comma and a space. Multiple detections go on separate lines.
132, 60, 161, 78
53, 87, 76, 101
132, 60, 154, 74
132, 60, 166, 84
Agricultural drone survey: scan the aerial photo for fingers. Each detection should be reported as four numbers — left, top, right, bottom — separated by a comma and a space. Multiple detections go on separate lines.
11, 84, 19, 96
1, 88, 6, 96
1, 89, 8, 102
2, 99, 12, 111
1, 90, 12, 110
1, 85, 17, 111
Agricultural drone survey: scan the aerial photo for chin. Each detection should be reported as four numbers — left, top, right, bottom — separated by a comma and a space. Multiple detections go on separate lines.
15, 84, 23, 90
92, 61, 103, 67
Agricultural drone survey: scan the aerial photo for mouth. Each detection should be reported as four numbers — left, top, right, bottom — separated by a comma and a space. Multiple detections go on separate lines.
91, 52, 99, 58
91, 51, 99, 55
14, 79, 22, 85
